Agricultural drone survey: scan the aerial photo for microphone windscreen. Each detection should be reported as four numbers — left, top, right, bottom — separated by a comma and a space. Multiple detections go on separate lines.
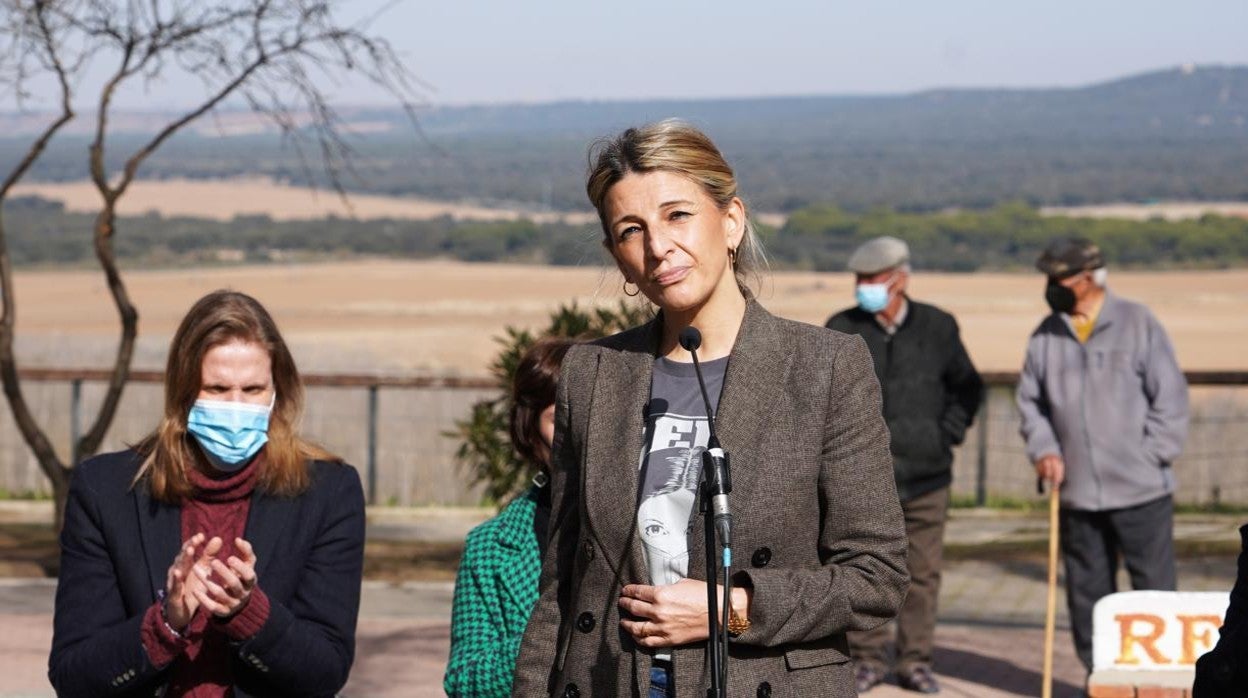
678, 326, 702, 352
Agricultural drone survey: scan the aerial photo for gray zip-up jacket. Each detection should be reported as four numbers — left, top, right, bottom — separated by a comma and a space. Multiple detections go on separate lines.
1017, 290, 1189, 511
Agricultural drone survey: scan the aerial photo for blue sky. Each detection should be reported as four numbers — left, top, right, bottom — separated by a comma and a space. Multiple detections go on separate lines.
355, 0, 1248, 105
22, 0, 1248, 110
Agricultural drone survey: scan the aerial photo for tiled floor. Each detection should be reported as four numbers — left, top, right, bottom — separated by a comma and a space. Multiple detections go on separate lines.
3, 555, 1233, 696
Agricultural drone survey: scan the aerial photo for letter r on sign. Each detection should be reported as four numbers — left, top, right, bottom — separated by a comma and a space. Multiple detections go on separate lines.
1114, 613, 1171, 666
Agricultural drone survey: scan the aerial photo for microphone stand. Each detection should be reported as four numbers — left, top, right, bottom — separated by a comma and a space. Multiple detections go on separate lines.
682, 327, 734, 698
699, 442, 732, 698
699, 461, 722, 698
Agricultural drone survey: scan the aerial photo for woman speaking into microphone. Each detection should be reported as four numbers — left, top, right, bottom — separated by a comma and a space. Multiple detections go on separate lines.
49, 290, 364, 697
512, 121, 908, 697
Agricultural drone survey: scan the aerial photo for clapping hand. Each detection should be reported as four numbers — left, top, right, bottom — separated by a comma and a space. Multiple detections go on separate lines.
191, 537, 259, 619
163, 533, 221, 631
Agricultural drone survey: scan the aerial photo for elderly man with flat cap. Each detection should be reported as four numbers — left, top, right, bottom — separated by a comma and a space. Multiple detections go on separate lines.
826, 236, 983, 694
1017, 237, 1189, 672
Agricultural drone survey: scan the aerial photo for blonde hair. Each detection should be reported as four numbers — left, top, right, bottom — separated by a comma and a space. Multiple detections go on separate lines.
586, 119, 767, 289
133, 290, 338, 502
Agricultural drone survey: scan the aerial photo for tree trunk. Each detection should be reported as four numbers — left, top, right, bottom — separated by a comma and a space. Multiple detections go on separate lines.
74, 203, 138, 464
0, 211, 74, 532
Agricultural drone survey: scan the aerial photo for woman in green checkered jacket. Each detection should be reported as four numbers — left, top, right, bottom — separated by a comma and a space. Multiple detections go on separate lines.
444, 337, 573, 697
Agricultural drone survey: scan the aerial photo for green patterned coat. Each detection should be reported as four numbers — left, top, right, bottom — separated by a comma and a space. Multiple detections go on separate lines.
444, 486, 544, 697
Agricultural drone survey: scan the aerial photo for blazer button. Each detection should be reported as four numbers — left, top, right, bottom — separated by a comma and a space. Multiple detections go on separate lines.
576, 611, 596, 633
563, 683, 581, 698
582, 539, 595, 561
751, 547, 772, 567
757, 680, 772, 698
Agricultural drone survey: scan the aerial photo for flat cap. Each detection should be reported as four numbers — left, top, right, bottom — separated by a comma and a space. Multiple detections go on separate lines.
847, 236, 910, 274
1036, 238, 1104, 277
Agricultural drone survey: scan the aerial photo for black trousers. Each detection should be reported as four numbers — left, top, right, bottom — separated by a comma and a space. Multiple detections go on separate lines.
1060, 494, 1177, 670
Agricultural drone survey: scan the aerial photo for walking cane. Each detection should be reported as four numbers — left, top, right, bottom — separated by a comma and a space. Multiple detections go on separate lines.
1040, 477, 1059, 698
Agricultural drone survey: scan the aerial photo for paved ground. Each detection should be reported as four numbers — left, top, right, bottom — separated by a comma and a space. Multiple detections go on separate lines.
1, 504, 1240, 696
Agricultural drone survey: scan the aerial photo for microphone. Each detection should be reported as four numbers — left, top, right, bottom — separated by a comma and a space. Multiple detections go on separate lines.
678, 327, 733, 547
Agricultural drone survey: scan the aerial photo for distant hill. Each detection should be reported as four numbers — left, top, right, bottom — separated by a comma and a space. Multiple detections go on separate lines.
409, 63, 1248, 140
3, 64, 1247, 212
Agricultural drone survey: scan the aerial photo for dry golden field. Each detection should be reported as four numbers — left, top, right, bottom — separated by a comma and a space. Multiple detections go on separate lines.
1040, 201, 1248, 221
9, 178, 784, 227
9, 260, 1247, 375
2, 259, 1245, 507
11, 178, 600, 225
15, 177, 1247, 226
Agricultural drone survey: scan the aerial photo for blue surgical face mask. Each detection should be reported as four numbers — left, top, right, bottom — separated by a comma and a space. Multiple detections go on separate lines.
186, 396, 274, 472
855, 279, 893, 313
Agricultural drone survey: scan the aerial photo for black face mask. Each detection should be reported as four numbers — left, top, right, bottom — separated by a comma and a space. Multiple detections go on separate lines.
1045, 280, 1076, 314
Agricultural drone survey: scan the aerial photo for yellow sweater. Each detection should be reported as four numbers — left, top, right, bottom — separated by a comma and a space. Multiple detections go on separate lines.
1071, 295, 1105, 343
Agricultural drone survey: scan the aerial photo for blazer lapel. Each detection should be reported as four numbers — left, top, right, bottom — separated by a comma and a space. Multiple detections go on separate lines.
580, 304, 793, 586
687, 300, 792, 582
135, 486, 182, 601
583, 319, 659, 586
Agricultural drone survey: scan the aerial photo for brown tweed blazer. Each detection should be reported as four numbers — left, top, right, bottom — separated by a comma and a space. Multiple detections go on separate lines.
513, 300, 908, 698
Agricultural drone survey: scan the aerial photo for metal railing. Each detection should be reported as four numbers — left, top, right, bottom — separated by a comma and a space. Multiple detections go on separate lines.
961, 371, 1248, 507
8, 368, 495, 506
3, 368, 1247, 507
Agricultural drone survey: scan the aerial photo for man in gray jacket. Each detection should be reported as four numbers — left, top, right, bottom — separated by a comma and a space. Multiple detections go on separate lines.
1017, 238, 1189, 671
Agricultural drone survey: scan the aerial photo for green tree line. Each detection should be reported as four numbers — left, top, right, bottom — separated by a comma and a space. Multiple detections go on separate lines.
770, 202, 1248, 271
5, 196, 1246, 271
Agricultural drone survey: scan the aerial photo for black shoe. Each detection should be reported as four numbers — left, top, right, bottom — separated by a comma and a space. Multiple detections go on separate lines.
854, 663, 885, 693
898, 665, 940, 694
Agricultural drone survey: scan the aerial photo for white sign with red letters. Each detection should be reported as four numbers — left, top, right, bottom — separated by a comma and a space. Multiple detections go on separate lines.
1092, 591, 1229, 671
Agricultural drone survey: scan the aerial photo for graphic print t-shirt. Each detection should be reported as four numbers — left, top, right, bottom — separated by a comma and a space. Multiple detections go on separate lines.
637, 355, 728, 590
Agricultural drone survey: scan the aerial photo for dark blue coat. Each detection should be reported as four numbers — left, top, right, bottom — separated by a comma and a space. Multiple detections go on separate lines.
48, 449, 366, 697
826, 299, 983, 501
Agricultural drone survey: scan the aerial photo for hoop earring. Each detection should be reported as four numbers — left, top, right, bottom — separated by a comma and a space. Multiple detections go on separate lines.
623, 280, 640, 297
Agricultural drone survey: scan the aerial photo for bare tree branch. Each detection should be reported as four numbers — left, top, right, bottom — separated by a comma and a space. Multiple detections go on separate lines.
88, 38, 134, 196
0, 0, 79, 518
115, 49, 267, 196
0, 8, 73, 196
1, 0, 426, 525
